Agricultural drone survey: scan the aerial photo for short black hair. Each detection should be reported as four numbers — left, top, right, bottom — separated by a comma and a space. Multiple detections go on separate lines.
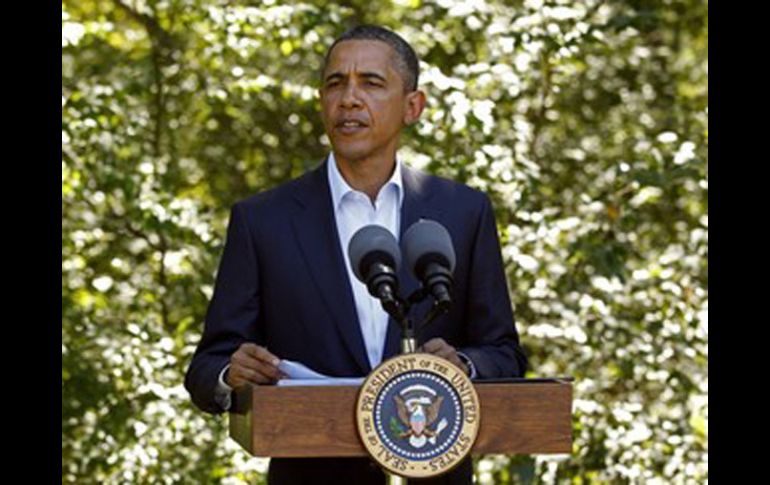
322, 25, 420, 92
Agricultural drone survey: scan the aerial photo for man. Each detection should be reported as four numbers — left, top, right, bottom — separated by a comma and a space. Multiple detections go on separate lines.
185, 25, 527, 484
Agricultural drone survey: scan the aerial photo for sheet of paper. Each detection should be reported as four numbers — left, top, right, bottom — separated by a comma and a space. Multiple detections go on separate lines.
276, 359, 364, 387
277, 378, 364, 387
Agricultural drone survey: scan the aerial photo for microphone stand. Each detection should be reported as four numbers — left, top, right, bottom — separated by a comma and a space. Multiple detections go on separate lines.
389, 288, 450, 355
385, 295, 416, 354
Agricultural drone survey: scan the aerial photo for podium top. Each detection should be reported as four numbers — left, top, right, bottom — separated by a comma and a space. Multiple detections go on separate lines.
229, 380, 573, 458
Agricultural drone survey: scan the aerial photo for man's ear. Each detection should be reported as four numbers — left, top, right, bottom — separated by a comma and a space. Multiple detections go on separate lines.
404, 90, 427, 125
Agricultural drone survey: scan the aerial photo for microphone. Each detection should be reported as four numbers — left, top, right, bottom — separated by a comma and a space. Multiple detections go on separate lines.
348, 225, 404, 321
402, 219, 456, 312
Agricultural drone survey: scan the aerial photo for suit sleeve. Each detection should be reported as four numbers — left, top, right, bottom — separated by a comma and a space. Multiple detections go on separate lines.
458, 194, 528, 378
184, 203, 262, 414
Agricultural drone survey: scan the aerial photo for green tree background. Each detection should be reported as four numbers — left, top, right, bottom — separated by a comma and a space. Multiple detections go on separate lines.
62, 0, 707, 483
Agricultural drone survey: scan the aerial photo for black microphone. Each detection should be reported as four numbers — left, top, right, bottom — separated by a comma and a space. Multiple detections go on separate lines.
402, 219, 456, 312
348, 225, 404, 321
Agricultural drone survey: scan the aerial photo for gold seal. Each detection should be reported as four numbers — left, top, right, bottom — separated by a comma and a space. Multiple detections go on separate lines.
356, 353, 480, 478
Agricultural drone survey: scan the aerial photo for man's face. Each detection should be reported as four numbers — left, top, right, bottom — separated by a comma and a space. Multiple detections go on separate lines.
320, 40, 424, 166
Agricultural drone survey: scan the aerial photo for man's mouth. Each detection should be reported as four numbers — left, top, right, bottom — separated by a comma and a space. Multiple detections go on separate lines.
335, 119, 368, 134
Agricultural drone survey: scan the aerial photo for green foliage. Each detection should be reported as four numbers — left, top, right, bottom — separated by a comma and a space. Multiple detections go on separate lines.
63, 0, 707, 483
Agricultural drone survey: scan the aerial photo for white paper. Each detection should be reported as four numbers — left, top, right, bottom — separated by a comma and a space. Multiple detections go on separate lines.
277, 378, 364, 387
276, 359, 364, 387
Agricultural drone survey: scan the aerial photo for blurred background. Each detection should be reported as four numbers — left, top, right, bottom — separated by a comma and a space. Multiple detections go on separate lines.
62, 0, 708, 483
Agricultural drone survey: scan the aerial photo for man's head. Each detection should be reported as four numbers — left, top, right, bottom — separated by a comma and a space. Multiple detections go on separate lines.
319, 26, 426, 167
322, 25, 420, 93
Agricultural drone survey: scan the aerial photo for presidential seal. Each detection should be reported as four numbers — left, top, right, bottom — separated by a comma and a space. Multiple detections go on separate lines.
356, 353, 480, 478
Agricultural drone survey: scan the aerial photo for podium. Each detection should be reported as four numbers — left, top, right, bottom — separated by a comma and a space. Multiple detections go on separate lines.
229, 379, 572, 457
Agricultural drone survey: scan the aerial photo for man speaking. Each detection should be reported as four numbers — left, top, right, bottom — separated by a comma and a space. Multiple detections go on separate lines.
185, 25, 527, 484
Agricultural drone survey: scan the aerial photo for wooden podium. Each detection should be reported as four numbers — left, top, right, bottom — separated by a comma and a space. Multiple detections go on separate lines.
229, 379, 572, 457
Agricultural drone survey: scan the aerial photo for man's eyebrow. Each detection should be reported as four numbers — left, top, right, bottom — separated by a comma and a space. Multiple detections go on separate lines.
324, 72, 344, 83
360, 72, 387, 82
324, 71, 388, 83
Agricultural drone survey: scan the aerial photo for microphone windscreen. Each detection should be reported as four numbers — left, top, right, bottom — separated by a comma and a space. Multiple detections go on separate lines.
348, 225, 401, 282
402, 219, 456, 276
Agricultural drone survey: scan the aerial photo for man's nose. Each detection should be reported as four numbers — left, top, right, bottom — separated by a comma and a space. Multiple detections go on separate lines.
340, 82, 363, 108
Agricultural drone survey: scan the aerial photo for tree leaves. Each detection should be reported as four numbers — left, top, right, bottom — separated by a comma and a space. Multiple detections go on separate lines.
63, 0, 707, 483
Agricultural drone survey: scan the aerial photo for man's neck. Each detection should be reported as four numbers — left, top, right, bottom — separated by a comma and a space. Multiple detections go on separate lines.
334, 154, 397, 202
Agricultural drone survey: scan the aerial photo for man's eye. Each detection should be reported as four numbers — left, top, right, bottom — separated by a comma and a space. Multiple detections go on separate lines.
366, 81, 382, 87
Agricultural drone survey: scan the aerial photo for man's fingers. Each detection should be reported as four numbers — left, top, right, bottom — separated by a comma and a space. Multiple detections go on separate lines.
419, 338, 466, 371
237, 343, 281, 366
435, 347, 456, 360
232, 355, 285, 381
253, 345, 281, 366
227, 366, 256, 387
238, 343, 261, 358
436, 348, 463, 367
253, 360, 286, 381
235, 367, 263, 385
231, 343, 286, 386
231, 365, 285, 387
422, 338, 447, 353
231, 352, 262, 371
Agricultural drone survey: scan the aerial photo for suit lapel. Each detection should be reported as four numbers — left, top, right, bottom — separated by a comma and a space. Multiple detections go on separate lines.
290, 160, 370, 374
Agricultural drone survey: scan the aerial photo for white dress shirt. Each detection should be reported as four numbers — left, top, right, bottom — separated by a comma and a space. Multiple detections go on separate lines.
327, 152, 404, 369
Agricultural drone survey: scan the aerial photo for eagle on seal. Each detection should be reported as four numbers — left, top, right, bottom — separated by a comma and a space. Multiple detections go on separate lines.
394, 394, 444, 440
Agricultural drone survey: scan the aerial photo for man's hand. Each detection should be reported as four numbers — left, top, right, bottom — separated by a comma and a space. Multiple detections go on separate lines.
419, 338, 469, 375
226, 343, 287, 388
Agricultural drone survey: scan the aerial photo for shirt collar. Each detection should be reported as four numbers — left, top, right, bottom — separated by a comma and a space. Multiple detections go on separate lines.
327, 152, 404, 210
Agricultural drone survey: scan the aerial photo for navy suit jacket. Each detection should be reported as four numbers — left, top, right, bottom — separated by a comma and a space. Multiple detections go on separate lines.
185, 159, 527, 415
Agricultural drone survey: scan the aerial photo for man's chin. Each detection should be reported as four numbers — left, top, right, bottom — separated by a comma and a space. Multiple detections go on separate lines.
330, 146, 372, 164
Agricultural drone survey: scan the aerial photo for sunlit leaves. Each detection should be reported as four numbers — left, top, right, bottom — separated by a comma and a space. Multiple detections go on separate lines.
63, 0, 706, 483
